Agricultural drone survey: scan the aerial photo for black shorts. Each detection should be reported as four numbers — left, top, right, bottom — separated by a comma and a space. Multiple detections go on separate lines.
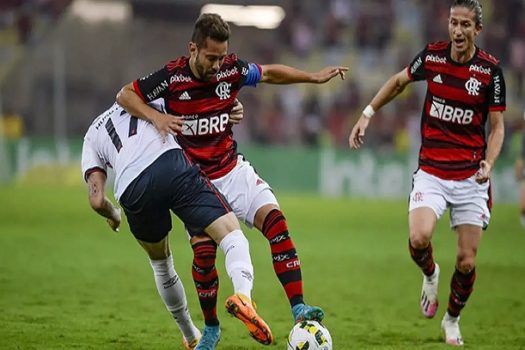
119, 149, 231, 243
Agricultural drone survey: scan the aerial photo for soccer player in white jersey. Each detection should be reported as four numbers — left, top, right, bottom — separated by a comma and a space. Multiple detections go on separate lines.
81, 100, 273, 349
349, 0, 505, 346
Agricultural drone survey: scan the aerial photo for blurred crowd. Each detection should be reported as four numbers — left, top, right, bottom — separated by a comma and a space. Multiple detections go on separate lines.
236, 0, 525, 154
1, 0, 524, 155
0, 0, 71, 43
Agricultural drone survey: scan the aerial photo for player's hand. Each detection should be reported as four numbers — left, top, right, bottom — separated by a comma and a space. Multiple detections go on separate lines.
313, 66, 349, 83
349, 115, 371, 149
475, 160, 492, 184
229, 99, 244, 125
151, 113, 185, 138
107, 207, 121, 232
515, 159, 523, 181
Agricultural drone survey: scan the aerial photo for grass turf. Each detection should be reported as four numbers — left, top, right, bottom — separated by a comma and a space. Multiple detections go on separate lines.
0, 185, 524, 349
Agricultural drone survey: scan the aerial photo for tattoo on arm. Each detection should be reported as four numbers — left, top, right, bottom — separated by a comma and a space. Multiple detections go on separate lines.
87, 171, 117, 220
89, 182, 98, 197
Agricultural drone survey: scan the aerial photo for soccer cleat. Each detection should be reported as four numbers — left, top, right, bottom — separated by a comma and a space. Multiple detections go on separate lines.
441, 313, 464, 346
183, 327, 202, 350
420, 263, 440, 318
225, 293, 273, 345
195, 325, 220, 350
292, 303, 325, 323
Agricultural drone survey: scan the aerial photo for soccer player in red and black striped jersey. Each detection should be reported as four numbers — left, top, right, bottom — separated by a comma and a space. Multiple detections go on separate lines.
349, 0, 505, 346
116, 13, 348, 350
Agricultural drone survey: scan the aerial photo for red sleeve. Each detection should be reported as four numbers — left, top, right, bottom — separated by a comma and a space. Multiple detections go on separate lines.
132, 80, 146, 101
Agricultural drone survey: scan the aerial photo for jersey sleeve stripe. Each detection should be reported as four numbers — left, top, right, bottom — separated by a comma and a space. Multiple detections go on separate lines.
132, 80, 146, 101
405, 66, 413, 80
488, 105, 506, 112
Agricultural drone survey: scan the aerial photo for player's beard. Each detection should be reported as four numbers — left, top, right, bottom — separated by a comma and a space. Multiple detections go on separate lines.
195, 59, 217, 82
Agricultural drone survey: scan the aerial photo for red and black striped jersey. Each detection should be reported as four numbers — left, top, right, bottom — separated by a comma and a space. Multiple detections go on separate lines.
407, 41, 506, 180
133, 55, 260, 179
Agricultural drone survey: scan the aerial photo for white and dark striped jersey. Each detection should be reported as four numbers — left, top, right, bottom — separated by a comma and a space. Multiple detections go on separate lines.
81, 100, 181, 200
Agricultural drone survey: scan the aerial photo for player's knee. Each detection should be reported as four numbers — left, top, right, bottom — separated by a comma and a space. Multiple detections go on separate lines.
256, 204, 280, 230
205, 212, 240, 242
457, 260, 475, 274
228, 229, 249, 246
456, 253, 476, 273
409, 234, 431, 249
219, 229, 250, 254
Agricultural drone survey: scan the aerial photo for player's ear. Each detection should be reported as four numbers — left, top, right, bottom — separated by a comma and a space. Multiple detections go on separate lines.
475, 23, 483, 36
189, 42, 198, 56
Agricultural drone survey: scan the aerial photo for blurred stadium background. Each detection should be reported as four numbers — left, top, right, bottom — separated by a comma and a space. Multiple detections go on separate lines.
0, 0, 524, 200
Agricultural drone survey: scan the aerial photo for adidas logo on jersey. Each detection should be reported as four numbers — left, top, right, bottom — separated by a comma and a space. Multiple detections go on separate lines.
432, 74, 443, 84
179, 91, 191, 100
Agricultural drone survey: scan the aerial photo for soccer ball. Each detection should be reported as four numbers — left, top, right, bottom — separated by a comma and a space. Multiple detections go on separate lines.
287, 320, 332, 350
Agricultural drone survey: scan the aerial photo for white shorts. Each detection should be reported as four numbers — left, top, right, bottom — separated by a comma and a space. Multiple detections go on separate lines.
211, 155, 278, 228
408, 169, 491, 229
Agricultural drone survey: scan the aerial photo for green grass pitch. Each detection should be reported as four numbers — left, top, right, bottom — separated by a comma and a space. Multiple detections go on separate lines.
1, 185, 524, 349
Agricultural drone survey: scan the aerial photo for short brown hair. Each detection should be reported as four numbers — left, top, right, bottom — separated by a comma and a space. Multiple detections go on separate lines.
191, 13, 230, 47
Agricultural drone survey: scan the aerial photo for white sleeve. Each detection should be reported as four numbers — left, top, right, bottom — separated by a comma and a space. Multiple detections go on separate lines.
81, 127, 106, 181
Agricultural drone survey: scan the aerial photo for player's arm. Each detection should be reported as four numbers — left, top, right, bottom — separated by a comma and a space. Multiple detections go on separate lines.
476, 111, 505, 184
259, 64, 348, 84
117, 83, 165, 124
86, 170, 121, 232
116, 75, 184, 138
477, 65, 506, 183
349, 68, 412, 149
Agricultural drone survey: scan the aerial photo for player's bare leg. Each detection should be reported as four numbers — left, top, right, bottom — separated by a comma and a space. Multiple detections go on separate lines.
409, 207, 440, 318
441, 224, 481, 346
137, 236, 201, 349
254, 203, 324, 323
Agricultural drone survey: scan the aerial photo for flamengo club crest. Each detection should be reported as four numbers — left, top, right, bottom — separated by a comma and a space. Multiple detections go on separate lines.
465, 77, 481, 96
215, 82, 231, 100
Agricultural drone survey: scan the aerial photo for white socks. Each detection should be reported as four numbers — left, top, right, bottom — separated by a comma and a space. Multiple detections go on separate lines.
149, 255, 199, 342
219, 229, 254, 299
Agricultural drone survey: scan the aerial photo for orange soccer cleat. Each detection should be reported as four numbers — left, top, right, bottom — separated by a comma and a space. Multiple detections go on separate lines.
225, 293, 273, 345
